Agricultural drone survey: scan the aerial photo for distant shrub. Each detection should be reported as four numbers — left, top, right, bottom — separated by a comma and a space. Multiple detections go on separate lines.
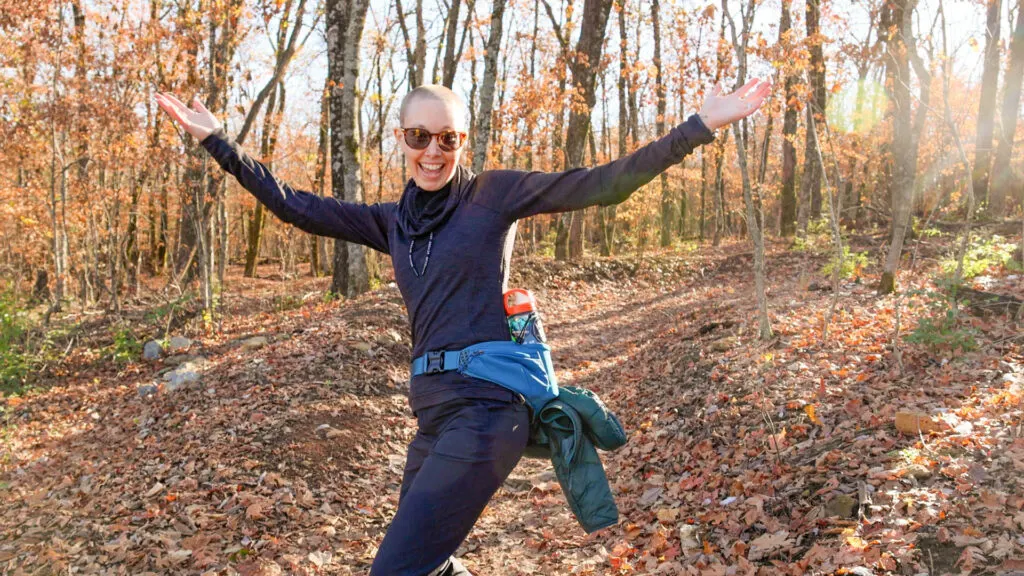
0, 291, 31, 393
108, 325, 141, 364
940, 235, 1018, 280
538, 227, 558, 258
793, 218, 833, 254
272, 294, 303, 312
905, 308, 978, 353
822, 246, 869, 280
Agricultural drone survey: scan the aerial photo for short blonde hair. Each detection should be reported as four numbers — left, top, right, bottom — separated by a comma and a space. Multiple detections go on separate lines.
399, 85, 468, 130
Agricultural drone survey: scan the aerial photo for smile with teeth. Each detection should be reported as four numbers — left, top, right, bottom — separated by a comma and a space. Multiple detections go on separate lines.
419, 162, 445, 175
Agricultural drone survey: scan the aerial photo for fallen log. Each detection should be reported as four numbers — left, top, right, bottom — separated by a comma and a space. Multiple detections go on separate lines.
947, 285, 1023, 317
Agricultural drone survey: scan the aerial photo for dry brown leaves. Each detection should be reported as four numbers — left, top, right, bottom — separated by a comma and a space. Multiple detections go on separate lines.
1, 243, 1022, 575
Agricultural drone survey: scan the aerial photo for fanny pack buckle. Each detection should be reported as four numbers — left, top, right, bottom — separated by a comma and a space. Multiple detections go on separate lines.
425, 350, 444, 374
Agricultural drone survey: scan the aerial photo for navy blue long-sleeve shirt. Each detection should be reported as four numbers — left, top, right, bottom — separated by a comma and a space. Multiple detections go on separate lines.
201, 115, 714, 411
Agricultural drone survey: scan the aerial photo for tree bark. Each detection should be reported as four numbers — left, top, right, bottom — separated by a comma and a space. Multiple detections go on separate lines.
652, 0, 671, 247
234, 0, 310, 146
973, 0, 1003, 209
779, 0, 799, 236
548, 0, 615, 261
328, 0, 371, 296
712, 12, 727, 246
311, 76, 331, 276
600, 0, 632, 255
991, 0, 1024, 216
395, 0, 427, 87
879, 0, 914, 294
724, 0, 773, 340
907, 14, 932, 214
441, 0, 463, 87
799, 0, 826, 229
471, 0, 506, 173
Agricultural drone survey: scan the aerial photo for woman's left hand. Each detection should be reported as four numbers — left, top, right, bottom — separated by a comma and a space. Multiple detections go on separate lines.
698, 78, 772, 131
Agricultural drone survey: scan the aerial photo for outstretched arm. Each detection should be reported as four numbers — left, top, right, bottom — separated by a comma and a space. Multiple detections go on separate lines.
474, 79, 771, 221
155, 93, 392, 254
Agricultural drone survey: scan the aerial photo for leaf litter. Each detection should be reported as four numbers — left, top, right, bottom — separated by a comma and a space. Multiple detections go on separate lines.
1, 240, 1022, 575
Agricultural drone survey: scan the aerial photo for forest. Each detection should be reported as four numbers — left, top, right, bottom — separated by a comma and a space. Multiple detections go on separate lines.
1, 0, 1024, 573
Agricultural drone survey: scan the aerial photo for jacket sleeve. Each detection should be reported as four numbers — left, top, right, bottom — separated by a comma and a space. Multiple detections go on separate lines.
200, 128, 393, 254
472, 114, 714, 221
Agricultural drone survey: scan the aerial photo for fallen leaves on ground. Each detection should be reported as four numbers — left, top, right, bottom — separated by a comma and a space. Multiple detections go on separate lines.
1, 239, 1022, 575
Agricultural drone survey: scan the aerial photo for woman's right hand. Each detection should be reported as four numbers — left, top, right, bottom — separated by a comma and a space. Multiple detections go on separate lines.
155, 92, 221, 141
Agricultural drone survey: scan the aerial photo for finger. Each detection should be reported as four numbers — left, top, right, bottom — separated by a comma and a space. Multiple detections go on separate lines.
736, 78, 759, 99
192, 97, 211, 115
751, 90, 772, 111
156, 95, 191, 127
157, 95, 189, 122
163, 93, 193, 115
155, 94, 181, 120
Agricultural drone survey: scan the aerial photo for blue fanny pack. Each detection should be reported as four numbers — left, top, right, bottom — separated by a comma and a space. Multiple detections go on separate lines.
410, 341, 559, 416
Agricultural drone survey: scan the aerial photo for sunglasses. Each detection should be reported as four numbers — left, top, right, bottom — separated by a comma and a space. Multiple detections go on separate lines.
400, 128, 467, 152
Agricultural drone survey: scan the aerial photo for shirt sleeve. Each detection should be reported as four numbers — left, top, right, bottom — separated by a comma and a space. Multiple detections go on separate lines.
471, 114, 715, 221
200, 128, 393, 255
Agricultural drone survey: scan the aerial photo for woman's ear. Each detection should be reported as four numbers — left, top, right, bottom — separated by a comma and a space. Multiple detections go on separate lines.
395, 128, 411, 158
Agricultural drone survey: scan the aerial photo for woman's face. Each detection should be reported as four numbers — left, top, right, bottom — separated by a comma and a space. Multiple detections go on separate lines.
395, 97, 466, 192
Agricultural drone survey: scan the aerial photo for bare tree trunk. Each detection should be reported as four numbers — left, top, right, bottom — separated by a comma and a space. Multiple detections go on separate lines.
699, 150, 707, 241
217, 180, 227, 292
725, 0, 772, 340
545, 0, 615, 261
879, 0, 914, 294
799, 0, 826, 229
599, 0, 631, 255
652, 0, 671, 247
991, 0, 1024, 216
712, 12, 727, 246
712, 132, 727, 246
779, 0, 799, 236
552, 72, 569, 260
395, 0, 427, 88
171, 0, 244, 292
938, 0, 978, 315
471, 0, 506, 173
46, 4, 69, 319
907, 16, 933, 214
124, 167, 142, 295
328, 0, 371, 296
234, 0, 310, 145
676, 55, 690, 239
440, 0, 467, 87
973, 0, 1003, 210
243, 81, 281, 277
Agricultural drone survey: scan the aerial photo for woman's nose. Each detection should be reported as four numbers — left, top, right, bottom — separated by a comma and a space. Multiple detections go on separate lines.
425, 136, 444, 156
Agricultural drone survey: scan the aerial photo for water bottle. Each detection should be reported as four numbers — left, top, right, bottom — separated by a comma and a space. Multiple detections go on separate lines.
503, 288, 547, 344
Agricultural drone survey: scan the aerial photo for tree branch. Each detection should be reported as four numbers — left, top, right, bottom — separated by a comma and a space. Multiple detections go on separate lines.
539, 0, 570, 54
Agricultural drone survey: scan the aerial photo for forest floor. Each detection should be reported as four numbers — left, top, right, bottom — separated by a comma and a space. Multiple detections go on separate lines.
1, 231, 1023, 575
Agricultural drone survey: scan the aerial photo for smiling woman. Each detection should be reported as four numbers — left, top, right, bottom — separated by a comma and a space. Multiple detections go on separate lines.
155, 78, 768, 576
395, 86, 469, 191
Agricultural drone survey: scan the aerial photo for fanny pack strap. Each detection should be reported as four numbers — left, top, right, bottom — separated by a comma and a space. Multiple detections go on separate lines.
410, 349, 464, 376
411, 342, 559, 418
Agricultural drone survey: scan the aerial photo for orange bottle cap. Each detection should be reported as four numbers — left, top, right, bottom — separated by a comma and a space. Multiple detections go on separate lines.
503, 288, 536, 316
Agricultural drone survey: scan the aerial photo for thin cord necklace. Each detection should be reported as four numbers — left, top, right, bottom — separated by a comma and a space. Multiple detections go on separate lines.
409, 232, 434, 277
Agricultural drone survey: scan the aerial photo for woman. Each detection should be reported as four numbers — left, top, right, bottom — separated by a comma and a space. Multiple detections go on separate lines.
156, 79, 769, 575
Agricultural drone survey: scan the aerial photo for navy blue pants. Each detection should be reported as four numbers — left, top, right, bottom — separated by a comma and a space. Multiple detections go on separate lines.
369, 394, 530, 575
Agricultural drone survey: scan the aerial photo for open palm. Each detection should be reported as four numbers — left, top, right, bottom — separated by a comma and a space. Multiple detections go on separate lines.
155, 93, 221, 140
699, 78, 772, 131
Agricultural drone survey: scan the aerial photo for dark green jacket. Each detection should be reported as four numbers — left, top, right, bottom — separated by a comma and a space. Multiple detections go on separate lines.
526, 386, 628, 533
